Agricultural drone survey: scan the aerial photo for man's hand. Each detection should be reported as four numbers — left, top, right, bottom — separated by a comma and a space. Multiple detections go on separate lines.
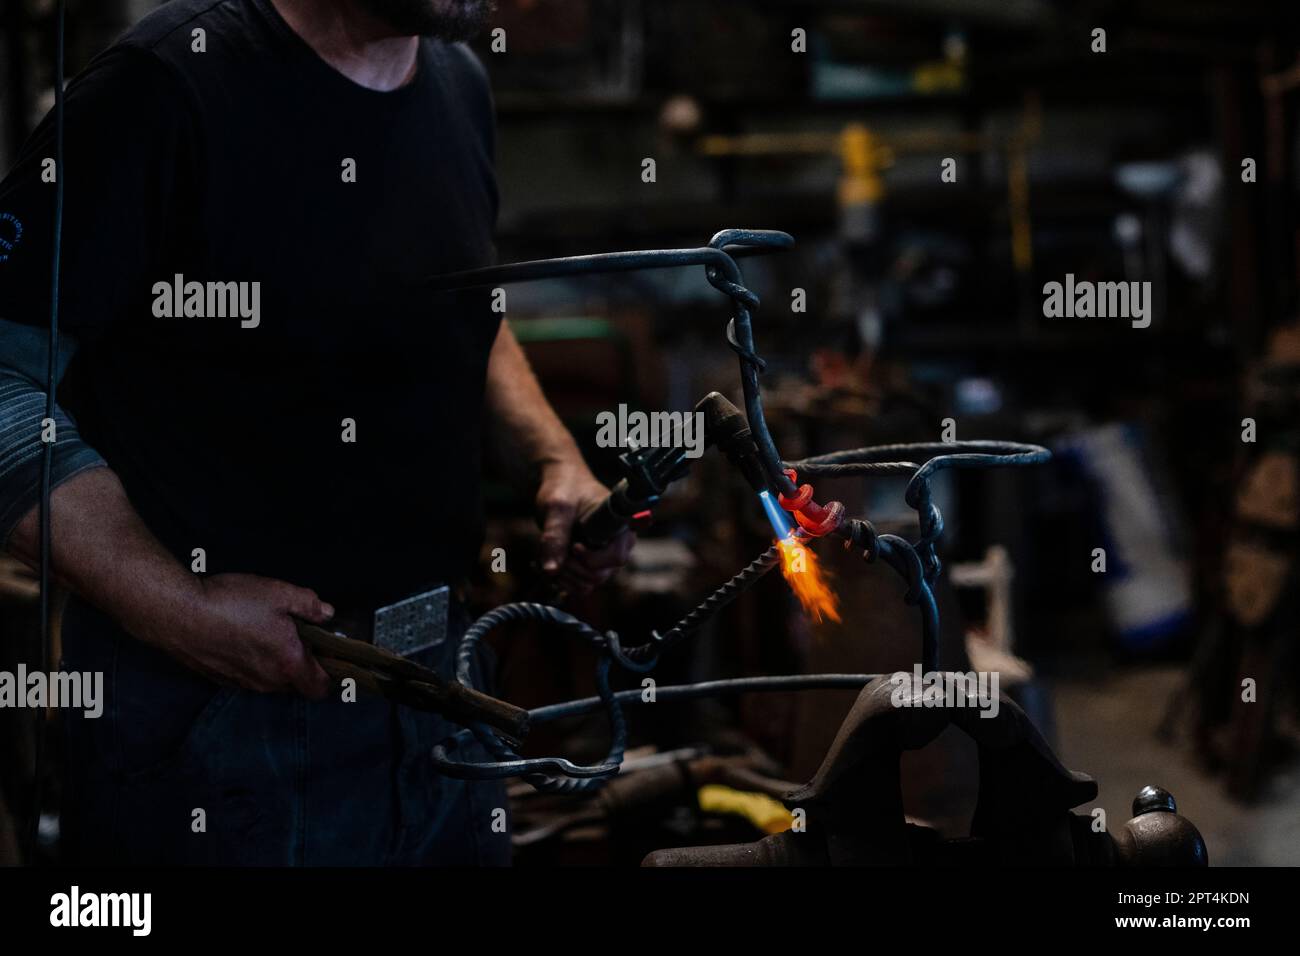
484, 323, 635, 592
536, 460, 635, 593
158, 573, 336, 698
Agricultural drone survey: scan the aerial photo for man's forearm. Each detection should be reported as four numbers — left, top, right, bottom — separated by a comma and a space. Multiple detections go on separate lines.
7, 465, 335, 696
483, 321, 633, 579
7, 467, 204, 650
484, 321, 586, 486
0, 316, 199, 645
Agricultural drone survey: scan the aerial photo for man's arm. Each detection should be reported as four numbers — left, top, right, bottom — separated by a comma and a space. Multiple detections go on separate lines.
5, 467, 332, 696
484, 322, 634, 590
0, 323, 331, 697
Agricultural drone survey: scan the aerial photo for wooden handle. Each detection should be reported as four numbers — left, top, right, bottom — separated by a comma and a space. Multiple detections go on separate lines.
296, 621, 529, 741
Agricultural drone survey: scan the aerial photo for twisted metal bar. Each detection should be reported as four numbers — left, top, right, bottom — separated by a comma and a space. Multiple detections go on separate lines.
439, 548, 790, 789
705, 229, 799, 496
633, 544, 782, 663
454, 603, 627, 793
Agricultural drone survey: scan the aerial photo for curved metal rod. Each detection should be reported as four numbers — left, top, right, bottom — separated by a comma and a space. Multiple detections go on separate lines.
528, 672, 879, 723
424, 232, 792, 292
454, 606, 629, 792
875, 534, 940, 672
792, 440, 1048, 469
431, 744, 621, 781
430, 673, 881, 781
425, 231, 799, 497
706, 231, 798, 496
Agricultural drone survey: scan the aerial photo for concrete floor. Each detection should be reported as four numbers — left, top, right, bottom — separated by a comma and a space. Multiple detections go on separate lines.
1052, 665, 1300, 866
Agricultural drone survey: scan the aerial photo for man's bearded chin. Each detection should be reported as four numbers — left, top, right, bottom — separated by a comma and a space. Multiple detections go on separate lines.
357, 0, 494, 40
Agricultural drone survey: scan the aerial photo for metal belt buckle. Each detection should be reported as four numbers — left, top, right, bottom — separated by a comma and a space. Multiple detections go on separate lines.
372, 585, 449, 657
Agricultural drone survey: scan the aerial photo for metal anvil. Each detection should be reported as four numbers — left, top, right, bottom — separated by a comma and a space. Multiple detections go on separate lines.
643, 676, 1208, 867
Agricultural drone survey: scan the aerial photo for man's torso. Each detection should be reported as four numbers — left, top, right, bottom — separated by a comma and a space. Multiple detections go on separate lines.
4, 0, 502, 607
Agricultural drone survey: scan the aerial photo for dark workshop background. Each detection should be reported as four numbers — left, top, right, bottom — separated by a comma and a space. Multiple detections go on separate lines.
2, 0, 1299, 866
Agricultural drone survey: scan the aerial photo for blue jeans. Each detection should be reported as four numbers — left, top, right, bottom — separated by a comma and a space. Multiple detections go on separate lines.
59, 597, 511, 865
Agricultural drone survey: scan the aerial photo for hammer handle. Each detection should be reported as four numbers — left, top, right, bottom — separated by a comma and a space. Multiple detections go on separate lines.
296, 622, 529, 741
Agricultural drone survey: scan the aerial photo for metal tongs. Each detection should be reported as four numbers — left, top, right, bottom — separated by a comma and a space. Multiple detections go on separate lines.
295, 621, 529, 744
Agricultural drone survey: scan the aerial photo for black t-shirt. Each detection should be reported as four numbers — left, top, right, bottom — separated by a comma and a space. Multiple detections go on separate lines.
0, 0, 501, 608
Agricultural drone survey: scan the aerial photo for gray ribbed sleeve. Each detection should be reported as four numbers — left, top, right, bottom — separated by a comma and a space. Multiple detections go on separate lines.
0, 319, 106, 544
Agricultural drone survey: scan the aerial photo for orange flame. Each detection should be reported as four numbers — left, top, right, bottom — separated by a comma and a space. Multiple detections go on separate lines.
776, 535, 841, 624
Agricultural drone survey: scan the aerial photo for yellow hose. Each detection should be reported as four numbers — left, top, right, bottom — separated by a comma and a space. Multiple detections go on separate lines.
698, 784, 793, 835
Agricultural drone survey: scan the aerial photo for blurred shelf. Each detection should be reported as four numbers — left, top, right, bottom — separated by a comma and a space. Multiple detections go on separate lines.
896, 326, 1239, 357
497, 196, 840, 248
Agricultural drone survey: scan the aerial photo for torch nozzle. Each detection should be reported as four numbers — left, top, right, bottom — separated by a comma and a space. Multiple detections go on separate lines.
699, 391, 769, 494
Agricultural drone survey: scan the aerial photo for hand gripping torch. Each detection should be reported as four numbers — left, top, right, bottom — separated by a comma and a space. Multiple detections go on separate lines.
574, 392, 763, 549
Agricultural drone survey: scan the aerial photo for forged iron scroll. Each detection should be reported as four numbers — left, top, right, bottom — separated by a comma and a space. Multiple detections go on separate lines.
427, 232, 1050, 790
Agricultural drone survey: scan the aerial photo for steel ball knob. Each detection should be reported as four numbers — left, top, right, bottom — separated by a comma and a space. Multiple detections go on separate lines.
1132, 784, 1177, 816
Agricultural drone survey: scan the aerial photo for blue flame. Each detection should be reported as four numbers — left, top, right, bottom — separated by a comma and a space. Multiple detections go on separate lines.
758, 490, 796, 541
